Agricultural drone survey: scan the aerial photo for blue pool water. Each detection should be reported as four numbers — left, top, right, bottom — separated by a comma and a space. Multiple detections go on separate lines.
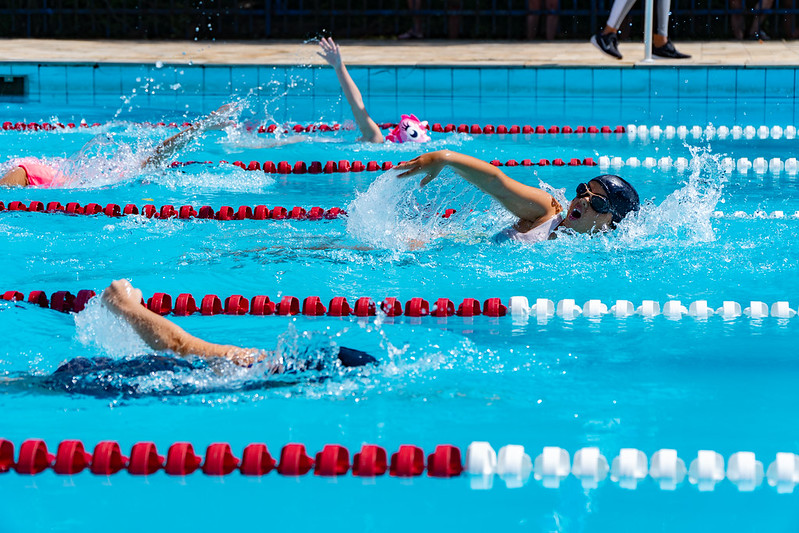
1, 61, 799, 531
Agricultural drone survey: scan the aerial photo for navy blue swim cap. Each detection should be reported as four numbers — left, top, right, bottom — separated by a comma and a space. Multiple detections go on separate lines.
590, 175, 640, 223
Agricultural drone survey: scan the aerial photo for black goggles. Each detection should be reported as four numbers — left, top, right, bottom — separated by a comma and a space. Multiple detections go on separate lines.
575, 183, 611, 214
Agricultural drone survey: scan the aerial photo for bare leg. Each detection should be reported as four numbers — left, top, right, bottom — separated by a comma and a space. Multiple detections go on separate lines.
0, 166, 29, 187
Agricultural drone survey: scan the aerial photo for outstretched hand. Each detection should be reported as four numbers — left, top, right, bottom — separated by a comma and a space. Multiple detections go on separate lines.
102, 279, 144, 316
395, 152, 446, 187
317, 37, 343, 69
202, 102, 239, 131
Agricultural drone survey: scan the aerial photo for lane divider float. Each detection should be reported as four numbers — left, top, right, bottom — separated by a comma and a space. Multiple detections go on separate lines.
170, 157, 599, 174
0, 438, 795, 493
0, 121, 627, 136
0, 201, 347, 221
598, 155, 799, 176
4, 291, 797, 321
625, 124, 798, 141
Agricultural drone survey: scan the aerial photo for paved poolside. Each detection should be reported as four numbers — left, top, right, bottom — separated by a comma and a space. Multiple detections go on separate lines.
0, 38, 796, 67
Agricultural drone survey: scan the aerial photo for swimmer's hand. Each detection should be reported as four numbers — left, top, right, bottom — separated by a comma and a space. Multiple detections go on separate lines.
396, 151, 447, 187
201, 103, 238, 131
101, 279, 144, 315
317, 37, 343, 69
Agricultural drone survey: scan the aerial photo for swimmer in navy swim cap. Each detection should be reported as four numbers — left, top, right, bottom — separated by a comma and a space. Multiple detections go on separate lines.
396, 150, 640, 242
92, 279, 377, 370
25, 279, 377, 397
318, 37, 430, 145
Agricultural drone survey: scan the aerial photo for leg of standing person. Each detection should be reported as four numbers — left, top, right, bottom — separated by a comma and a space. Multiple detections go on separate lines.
527, 0, 542, 39
399, 0, 424, 39
545, 0, 559, 39
730, 0, 746, 38
590, 0, 636, 59
447, 0, 462, 38
749, 0, 774, 38
651, 0, 691, 57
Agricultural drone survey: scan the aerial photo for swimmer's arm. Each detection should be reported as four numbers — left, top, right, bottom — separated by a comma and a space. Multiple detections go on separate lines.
397, 150, 561, 223
141, 103, 236, 169
0, 166, 29, 187
317, 37, 384, 143
101, 279, 262, 367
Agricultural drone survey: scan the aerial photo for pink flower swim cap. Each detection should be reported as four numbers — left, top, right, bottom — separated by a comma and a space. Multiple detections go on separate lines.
385, 114, 431, 143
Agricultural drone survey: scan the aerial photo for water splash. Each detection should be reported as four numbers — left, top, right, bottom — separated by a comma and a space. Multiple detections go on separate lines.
346, 168, 493, 249
74, 295, 151, 358
613, 147, 726, 246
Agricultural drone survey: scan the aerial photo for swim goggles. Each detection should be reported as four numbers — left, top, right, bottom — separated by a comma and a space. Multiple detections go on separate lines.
575, 183, 611, 214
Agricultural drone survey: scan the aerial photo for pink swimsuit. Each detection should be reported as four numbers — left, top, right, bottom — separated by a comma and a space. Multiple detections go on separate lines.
17, 159, 67, 188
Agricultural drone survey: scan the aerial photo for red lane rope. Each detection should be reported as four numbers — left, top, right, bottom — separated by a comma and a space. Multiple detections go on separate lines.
1, 438, 463, 477
172, 157, 597, 173
1, 120, 626, 136
2, 290, 506, 318
0, 201, 346, 221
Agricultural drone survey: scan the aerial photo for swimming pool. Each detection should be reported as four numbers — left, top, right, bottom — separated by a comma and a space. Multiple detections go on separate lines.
1, 59, 798, 531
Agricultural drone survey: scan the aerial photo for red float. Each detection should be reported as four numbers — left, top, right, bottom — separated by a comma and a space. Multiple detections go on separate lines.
276, 295, 300, 315
302, 296, 326, 316
389, 445, 425, 477
224, 295, 249, 315
128, 442, 164, 475
90, 441, 128, 475
165, 442, 202, 475
250, 295, 276, 315
352, 444, 388, 476
314, 445, 350, 476
201, 294, 223, 316
240, 444, 276, 475
427, 445, 463, 477
327, 296, 352, 316
277, 444, 314, 476
16, 439, 53, 474
203, 443, 240, 476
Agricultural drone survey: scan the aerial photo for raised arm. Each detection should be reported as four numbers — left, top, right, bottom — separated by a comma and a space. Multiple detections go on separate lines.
317, 37, 384, 143
396, 150, 562, 224
101, 279, 264, 367
141, 103, 236, 169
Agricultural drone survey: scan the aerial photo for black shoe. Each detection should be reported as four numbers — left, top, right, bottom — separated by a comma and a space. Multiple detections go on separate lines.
652, 40, 691, 59
591, 32, 622, 60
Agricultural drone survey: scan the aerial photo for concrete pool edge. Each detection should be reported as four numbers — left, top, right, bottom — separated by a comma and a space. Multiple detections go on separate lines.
0, 39, 798, 67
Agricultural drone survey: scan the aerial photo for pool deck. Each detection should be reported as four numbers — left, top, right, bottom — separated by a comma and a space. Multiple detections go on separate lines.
0, 38, 797, 67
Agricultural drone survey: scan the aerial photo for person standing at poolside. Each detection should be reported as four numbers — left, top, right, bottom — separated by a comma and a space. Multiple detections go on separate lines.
317, 37, 431, 145
591, 0, 690, 59
396, 150, 640, 241
0, 104, 236, 188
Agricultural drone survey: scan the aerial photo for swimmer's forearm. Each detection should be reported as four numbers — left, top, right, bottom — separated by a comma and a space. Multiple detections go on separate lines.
436, 151, 558, 222
141, 124, 200, 168
332, 64, 383, 143
110, 302, 257, 365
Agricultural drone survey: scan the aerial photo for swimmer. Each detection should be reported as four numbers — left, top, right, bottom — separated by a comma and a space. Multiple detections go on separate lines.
0, 104, 237, 188
99, 279, 376, 369
7, 279, 377, 397
317, 37, 430, 144
396, 150, 640, 241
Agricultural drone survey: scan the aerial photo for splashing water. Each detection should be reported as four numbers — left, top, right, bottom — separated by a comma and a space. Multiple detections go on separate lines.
346, 168, 495, 249
74, 295, 151, 358
614, 147, 726, 246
